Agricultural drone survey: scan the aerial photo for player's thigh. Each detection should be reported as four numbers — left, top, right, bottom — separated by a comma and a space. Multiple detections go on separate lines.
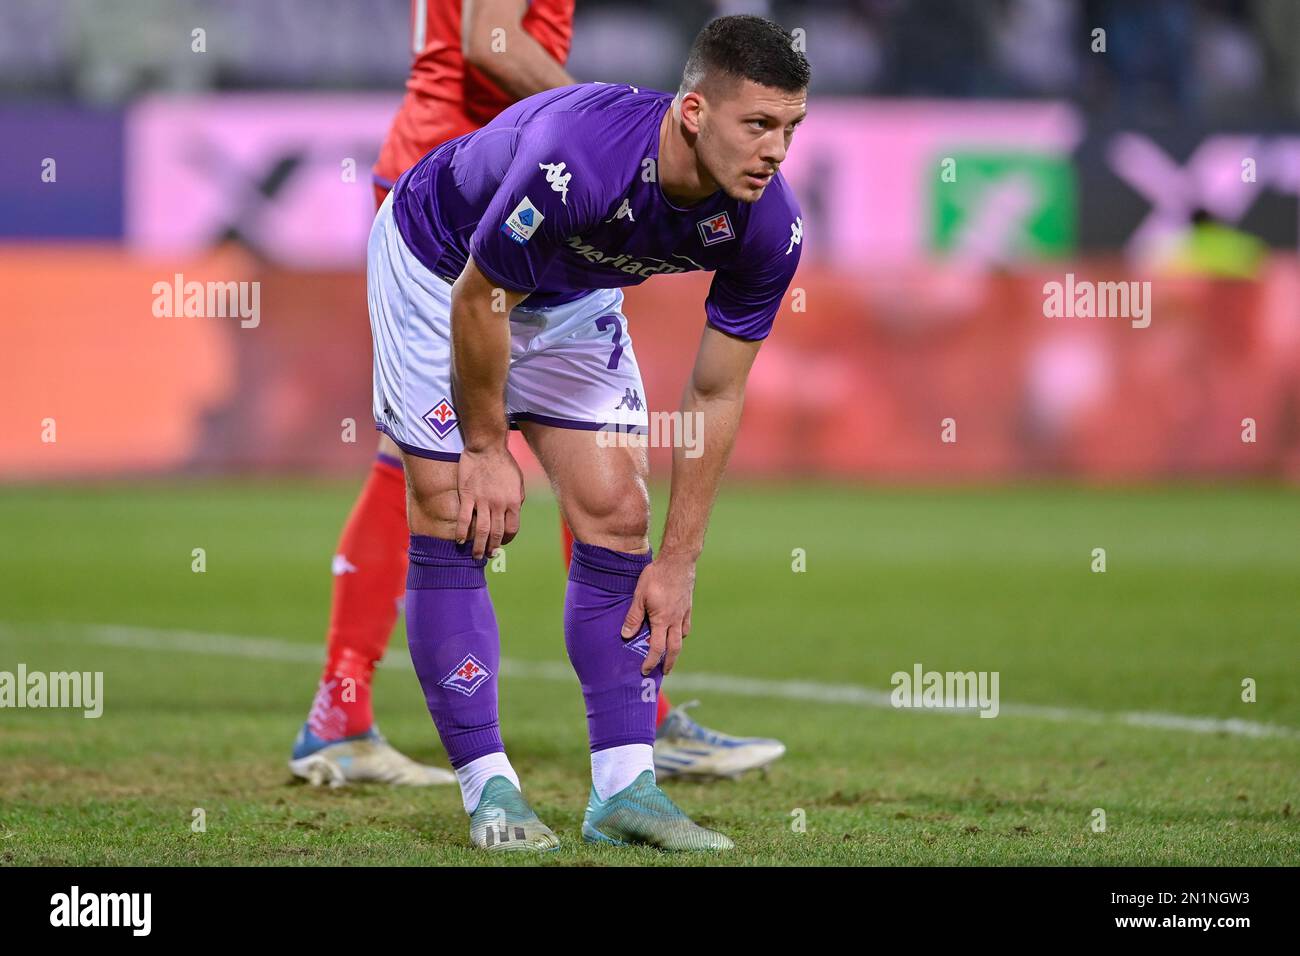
518, 421, 650, 553
400, 452, 460, 539
368, 190, 466, 462
377, 432, 402, 459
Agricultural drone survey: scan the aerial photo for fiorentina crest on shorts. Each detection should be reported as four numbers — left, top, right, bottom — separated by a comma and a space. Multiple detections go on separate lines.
697, 211, 733, 246
424, 398, 458, 439
440, 653, 491, 697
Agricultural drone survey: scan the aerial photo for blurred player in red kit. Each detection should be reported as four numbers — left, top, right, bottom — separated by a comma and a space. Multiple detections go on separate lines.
290, 0, 785, 786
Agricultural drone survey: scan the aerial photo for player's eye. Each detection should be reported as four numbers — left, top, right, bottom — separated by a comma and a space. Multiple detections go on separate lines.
748, 119, 767, 130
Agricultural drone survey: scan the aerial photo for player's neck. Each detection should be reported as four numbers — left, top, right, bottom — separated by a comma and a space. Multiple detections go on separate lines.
658, 101, 720, 208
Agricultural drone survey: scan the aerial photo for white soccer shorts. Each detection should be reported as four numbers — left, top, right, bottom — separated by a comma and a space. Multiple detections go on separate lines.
368, 192, 649, 460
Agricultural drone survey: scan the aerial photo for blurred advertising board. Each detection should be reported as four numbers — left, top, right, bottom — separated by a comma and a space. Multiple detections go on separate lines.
0, 106, 124, 238
119, 94, 1084, 268
5, 250, 1298, 481
4, 96, 1297, 264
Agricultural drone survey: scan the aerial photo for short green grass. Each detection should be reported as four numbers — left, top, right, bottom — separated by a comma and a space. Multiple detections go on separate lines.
0, 481, 1296, 865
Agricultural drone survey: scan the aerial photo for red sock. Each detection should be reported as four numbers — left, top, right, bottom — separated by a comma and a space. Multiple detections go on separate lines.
561, 520, 672, 728
656, 688, 671, 727
309, 453, 408, 740
561, 521, 575, 571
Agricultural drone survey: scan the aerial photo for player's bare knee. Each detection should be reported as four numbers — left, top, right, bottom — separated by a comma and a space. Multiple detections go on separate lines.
403, 457, 460, 539
569, 478, 650, 552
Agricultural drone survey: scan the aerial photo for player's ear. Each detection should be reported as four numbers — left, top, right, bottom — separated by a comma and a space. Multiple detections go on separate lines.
679, 91, 704, 136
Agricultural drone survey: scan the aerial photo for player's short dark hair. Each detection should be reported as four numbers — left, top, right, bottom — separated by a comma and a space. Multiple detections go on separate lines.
679, 15, 811, 98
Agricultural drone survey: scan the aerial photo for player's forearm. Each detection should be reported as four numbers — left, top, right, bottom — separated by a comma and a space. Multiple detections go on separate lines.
450, 292, 511, 452
465, 26, 574, 100
660, 386, 745, 560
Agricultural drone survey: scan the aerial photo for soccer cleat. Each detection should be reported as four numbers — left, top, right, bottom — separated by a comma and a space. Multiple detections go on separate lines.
468, 776, 560, 852
581, 769, 734, 851
289, 723, 456, 787
653, 700, 786, 779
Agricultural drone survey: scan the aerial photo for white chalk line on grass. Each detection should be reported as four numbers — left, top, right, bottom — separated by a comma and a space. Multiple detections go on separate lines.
4, 622, 1296, 741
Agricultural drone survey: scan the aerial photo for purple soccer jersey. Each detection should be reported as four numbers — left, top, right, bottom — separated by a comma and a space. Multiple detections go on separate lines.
391, 82, 804, 340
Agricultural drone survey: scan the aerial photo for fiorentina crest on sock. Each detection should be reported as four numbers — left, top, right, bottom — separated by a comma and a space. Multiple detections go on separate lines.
439, 654, 491, 697
623, 624, 651, 659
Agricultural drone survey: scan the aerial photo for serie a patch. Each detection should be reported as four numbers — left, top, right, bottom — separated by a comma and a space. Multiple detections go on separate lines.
501, 196, 545, 244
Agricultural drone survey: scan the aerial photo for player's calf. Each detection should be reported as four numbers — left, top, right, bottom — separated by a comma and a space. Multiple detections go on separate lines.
400, 452, 555, 849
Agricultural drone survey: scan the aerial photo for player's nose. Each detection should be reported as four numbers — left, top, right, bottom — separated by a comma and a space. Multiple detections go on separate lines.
760, 136, 787, 167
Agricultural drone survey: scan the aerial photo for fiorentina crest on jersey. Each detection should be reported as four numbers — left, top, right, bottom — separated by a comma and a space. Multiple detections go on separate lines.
424, 398, 458, 438
440, 653, 492, 697
697, 211, 734, 246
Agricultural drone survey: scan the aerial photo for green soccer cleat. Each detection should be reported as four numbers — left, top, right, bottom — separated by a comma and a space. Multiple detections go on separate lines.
581, 770, 734, 851
468, 776, 561, 853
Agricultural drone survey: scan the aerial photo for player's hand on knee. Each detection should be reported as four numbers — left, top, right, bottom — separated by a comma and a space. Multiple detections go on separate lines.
662, 623, 685, 675
500, 505, 521, 550
456, 447, 525, 560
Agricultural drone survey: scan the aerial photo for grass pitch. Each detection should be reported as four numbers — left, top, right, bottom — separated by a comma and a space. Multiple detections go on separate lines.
0, 480, 1296, 866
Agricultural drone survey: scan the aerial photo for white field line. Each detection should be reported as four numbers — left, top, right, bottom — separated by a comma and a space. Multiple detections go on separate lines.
4, 622, 1297, 741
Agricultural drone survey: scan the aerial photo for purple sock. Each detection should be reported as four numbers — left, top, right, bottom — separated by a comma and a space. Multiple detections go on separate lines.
406, 534, 504, 768
565, 541, 661, 752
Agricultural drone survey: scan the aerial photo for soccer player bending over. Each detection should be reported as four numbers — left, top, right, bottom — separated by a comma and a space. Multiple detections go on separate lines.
293, 0, 787, 787
368, 15, 808, 850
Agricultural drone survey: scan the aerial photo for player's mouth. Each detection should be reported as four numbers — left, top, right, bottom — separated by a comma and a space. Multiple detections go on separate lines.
744, 170, 774, 188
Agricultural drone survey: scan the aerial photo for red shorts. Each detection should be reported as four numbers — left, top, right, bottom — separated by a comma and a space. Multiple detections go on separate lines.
373, 90, 481, 209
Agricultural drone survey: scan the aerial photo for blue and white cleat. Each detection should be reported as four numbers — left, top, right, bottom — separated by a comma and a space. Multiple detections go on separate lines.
289, 724, 456, 787
654, 701, 786, 780
582, 770, 733, 851
469, 776, 560, 852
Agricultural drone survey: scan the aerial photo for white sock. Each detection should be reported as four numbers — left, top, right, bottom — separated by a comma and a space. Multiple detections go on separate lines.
591, 743, 654, 801
456, 752, 520, 814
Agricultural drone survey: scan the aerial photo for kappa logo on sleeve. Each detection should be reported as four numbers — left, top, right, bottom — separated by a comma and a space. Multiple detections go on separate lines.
538, 161, 572, 204
786, 216, 803, 254
501, 197, 545, 244
697, 211, 734, 246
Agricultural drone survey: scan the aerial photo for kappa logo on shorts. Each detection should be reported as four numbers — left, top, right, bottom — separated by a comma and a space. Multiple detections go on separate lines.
501, 197, 544, 244
623, 624, 651, 659
440, 654, 492, 697
697, 211, 734, 246
614, 387, 643, 412
424, 398, 458, 439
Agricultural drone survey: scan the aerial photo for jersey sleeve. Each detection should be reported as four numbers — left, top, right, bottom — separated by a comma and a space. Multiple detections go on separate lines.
467, 114, 603, 294
704, 193, 804, 341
